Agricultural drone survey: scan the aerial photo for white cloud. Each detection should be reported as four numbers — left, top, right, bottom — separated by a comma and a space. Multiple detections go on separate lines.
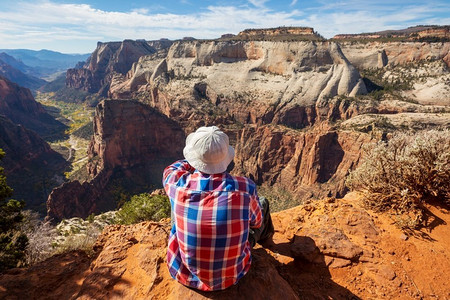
290, 0, 298, 6
248, 0, 269, 8
0, 0, 448, 53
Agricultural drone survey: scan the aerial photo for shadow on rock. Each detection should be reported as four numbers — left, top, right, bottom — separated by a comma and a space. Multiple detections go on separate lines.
171, 236, 360, 300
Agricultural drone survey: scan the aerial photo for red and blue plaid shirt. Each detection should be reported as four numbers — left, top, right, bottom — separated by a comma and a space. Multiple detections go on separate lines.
163, 160, 262, 291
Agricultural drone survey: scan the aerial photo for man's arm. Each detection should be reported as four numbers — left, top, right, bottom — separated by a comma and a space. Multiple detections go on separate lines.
249, 194, 262, 229
162, 159, 195, 188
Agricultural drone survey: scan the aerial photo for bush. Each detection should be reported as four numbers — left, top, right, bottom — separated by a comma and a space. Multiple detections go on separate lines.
21, 210, 58, 265
0, 149, 28, 271
116, 194, 170, 225
346, 129, 450, 229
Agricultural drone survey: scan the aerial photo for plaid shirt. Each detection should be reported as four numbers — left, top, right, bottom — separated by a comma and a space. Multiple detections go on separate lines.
163, 160, 262, 291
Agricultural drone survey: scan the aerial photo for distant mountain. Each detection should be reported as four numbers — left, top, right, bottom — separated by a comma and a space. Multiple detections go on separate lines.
0, 56, 47, 90
0, 49, 90, 79
0, 52, 34, 74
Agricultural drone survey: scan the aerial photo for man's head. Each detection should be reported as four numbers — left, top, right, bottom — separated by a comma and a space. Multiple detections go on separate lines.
183, 126, 235, 174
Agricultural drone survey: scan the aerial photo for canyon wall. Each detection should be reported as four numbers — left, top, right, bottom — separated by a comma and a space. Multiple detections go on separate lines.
0, 76, 66, 139
46, 100, 185, 222
66, 40, 173, 95
0, 116, 67, 212
109, 40, 367, 130
51, 33, 450, 219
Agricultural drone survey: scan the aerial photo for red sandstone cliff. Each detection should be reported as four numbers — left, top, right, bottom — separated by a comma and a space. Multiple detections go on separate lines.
46, 100, 185, 222
3, 194, 450, 299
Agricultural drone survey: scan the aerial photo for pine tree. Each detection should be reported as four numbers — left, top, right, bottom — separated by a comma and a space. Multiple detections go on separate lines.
0, 148, 28, 272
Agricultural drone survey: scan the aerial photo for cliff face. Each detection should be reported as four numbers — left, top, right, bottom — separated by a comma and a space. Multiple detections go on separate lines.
339, 41, 450, 69
3, 194, 450, 299
109, 40, 366, 129
332, 25, 450, 40
0, 116, 67, 212
237, 27, 316, 38
0, 76, 66, 139
46, 100, 185, 222
66, 40, 173, 95
56, 34, 449, 220
234, 125, 372, 206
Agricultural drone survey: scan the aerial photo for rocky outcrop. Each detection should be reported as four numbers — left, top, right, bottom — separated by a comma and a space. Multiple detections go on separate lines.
0, 76, 66, 139
332, 25, 450, 41
0, 115, 67, 212
3, 194, 450, 299
234, 125, 372, 206
46, 100, 185, 222
66, 40, 173, 95
238, 27, 316, 38
339, 41, 450, 69
109, 40, 366, 129
87, 99, 185, 176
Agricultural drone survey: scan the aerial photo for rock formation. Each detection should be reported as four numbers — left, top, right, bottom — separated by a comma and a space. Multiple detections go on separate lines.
234, 125, 372, 205
46, 100, 185, 222
66, 40, 173, 95
237, 27, 316, 39
0, 76, 66, 139
3, 194, 450, 299
55, 29, 449, 220
339, 41, 450, 69
332, 25, 450, 41
0, 115, 67, 212
109, 40, 366, 129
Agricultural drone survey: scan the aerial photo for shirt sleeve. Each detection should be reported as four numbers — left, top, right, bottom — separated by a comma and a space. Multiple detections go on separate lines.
249, 193, 262, 229
163, 160, 195, 191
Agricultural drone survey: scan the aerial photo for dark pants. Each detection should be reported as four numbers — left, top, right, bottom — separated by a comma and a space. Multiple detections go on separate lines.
248, 197, 275, 247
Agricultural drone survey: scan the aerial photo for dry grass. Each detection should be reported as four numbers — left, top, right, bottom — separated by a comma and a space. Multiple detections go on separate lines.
346, 129, 450, 229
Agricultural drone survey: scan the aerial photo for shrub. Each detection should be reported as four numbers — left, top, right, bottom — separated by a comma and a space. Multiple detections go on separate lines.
21, 210, 58, 265
346, 129, 450, 229
0, 149, 28, 271
54, 224, 100, 256
116, 194, 171, 225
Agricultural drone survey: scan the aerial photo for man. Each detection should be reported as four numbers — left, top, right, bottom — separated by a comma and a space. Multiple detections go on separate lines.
163, 126, 274, 291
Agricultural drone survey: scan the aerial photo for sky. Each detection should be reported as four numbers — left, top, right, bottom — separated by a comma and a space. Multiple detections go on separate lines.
0, 0, 449, 54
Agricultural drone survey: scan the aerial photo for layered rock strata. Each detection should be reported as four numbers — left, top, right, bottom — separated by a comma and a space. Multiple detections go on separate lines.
110, 40, 367, 129
66, 40, 173, 95
234, 124, 372, 207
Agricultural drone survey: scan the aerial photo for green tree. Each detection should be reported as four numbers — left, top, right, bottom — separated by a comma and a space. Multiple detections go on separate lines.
116, 194, 170, 225
0, 149, 28, 272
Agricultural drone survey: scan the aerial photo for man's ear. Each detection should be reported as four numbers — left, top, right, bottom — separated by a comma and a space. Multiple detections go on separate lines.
226, 160, 235, 173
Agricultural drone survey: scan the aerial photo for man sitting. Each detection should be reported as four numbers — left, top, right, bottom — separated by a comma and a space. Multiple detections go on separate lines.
163, 126, 274, 291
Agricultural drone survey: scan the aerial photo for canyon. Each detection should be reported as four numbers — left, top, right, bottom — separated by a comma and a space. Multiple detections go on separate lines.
0, 26, 449, 300
49, 26, 450, 220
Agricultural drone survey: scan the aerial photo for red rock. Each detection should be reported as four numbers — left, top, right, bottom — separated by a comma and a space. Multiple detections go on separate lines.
46, 100, 185, 222
4, 197, 450, 299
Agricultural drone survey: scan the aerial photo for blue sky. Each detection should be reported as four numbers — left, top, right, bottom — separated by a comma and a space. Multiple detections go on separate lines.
0, 0, 449, 54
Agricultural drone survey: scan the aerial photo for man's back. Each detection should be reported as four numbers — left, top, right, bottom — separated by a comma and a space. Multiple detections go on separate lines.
164, 160, 262, 291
